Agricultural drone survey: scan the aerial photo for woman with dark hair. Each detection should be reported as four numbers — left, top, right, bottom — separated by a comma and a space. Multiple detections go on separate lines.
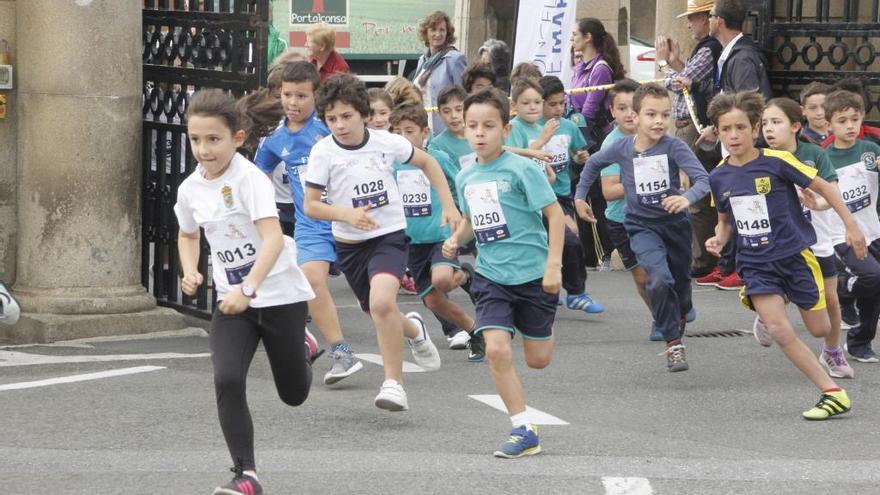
478, 38, 512, 91
413, 10, 468, 135
569, 17, 625, 150
569, 17, 625, 269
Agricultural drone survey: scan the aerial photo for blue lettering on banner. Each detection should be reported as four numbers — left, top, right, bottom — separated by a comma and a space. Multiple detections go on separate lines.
534, 1, 568, 75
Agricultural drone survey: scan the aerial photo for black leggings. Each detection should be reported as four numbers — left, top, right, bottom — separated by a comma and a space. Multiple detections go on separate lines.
210, 301, 311, 471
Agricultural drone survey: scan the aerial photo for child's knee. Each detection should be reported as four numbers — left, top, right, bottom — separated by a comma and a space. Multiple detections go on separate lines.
369, 297, 396, 319
432, 273, 456, 293
764, 318, 796, 344
486, 339, 513, 366
525, 352, 551, 369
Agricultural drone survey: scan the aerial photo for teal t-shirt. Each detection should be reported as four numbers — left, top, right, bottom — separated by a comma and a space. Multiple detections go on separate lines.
394, 148, 458, 244
598, 126, 629, 223
430, 129, 477, 172
507, 117, 588, 198
455, 151, 557, 285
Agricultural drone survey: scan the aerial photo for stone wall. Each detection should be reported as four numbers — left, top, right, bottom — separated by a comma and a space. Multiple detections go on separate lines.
0, 0, 16, 283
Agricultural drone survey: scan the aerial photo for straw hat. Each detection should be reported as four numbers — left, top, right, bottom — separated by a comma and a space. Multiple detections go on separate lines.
677, 0, 714, 18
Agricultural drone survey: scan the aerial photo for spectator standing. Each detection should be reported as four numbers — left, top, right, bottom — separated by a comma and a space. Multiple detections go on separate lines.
655, 0, 723, 278
307, 23, 349, 83
413, 10, 468, 136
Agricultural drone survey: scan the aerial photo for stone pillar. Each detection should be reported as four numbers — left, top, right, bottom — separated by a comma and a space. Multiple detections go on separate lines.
455, 0, 490, 60
10, 0, 185, 343
655, 0, 700, 70
0, 0, 17, 282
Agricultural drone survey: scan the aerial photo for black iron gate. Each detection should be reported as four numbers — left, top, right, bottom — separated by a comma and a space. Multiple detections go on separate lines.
744, 0, 880, 122
142, 0, 269, 318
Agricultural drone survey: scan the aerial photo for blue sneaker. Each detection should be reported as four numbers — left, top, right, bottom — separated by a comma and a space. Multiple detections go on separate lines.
649, 321, 664, 341
566, 293, 604, 314
686, 307, 696, 323
493, 425, 541, 459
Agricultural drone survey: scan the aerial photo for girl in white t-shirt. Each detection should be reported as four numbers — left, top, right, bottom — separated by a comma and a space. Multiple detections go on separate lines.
174, 89, 315, 495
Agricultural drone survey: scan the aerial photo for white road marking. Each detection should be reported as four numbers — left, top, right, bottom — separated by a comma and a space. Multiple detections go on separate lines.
354, 353, 428, 373
0, 350, 210, 367
602, 477, 653, 495
0, 366, 165, 392
468, 394, 569, 425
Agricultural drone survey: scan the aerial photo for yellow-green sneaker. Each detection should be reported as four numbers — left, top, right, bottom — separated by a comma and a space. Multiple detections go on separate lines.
803, 390, 851, 420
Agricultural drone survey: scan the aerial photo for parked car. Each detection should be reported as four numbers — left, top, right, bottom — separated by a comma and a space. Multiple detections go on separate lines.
629, 36, 656, 82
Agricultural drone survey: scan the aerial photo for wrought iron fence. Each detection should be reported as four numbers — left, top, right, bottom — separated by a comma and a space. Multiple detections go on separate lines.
142, 0, 269, 318
744, 0, 880, 123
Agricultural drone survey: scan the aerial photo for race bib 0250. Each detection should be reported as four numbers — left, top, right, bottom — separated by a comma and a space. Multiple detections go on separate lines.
464, 181, 510, 244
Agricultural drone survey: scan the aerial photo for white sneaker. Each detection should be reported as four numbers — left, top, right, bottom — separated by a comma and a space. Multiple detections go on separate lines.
374, 379, 409, 411
0, 281, 20, 326
447, 330, 470, 350
752, 316, 772, 347
405, 312, 441, 370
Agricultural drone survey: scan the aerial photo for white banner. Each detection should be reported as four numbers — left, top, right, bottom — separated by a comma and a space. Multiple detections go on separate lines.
513, 0, 579, 89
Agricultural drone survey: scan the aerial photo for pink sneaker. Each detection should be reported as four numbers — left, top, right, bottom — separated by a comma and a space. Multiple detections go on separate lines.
399, 273, 418, 295
820, 346, 854, 379
304, 327, 323, 364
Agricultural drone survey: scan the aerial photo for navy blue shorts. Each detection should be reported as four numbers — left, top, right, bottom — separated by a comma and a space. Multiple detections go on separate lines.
470, 274, 557, 340
606, 219, 638, 270
336, 230, 408, 312
816, 254, 837, 278
408, 242, 460, 298
738, 248, 826, 312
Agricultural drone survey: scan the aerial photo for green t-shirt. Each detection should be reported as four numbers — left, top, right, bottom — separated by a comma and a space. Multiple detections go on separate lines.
598, 126, 629, 223
430, 129, 477, 172
455, 151, 557, 285
795, 141, 837, 182
394, 148, 458, 245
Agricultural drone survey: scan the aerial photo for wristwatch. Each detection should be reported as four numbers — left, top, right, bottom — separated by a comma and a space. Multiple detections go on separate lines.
658, 61, 668, 70
240, 284, 257, 298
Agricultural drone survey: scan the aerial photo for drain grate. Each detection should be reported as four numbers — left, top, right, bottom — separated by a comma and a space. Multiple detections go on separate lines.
685, 329, 750, 338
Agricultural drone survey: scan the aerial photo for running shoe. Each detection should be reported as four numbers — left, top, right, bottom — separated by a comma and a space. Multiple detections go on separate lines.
599, 255, 612, 272
649, 321, 664, 341
467, 331, 485, 362
846, 344, 879, 363
447, 330, 471, 350
840, 302, 859, 330
752, 316, 772, 347
715, 272, 745, 290
213, 468, 263, 495
566, 292, 605, 314
819, 346, 854, 379
694, 266, 724, 286
323, 344, 364, 385
0, 281, 20, 326
493, 425, 541, 459
399, 273, 418, 295
802, 389, 850, 420
374, 379, 409, 411
660, 343, 689, 372
304, 328, 324, 365
406, 312, 441, 370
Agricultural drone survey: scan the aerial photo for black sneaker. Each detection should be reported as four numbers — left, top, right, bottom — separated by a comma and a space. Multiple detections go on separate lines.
467, 331, 485, 362
841, 302, 859, 330
459, 262, 477, 305
213, 468, 263, 495
847, 344, 879, 363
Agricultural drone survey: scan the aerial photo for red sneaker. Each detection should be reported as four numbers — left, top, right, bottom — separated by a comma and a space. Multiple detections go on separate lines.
694, 266, 724, 286
399, 274, 418, 295
715, 272, 745, 290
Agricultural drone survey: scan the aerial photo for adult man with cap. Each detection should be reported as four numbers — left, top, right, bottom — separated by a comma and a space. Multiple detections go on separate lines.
655, 0, 723, 280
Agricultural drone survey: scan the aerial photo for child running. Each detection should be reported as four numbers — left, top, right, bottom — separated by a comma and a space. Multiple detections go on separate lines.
390, 102, 479, 360
304, 74, 459, 411
705, 91, 866, 420
575, 83, 710, 372
799, 82, 833, 145
443, 88, 564, 458
596, 79, 654, 336
820, 89, 880, 363
761, 97, 853, 378
253, 61, 362, 386
506, 76, 604, 314
176, 89, 316, 495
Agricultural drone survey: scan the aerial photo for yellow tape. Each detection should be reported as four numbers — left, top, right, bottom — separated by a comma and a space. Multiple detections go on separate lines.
566, 78, 667, 95
681, 85, 704, 133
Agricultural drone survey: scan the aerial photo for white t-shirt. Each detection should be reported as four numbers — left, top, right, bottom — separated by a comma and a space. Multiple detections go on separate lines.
272, 162, 294, 204
305, 129, 415, 241
174, 153, 315, 307
828, 162, 880, 246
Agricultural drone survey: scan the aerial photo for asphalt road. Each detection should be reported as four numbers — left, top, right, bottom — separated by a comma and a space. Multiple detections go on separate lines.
2, 271, 880, 494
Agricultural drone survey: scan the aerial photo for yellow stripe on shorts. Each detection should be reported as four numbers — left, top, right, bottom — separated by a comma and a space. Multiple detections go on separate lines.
801, 248, 826, 311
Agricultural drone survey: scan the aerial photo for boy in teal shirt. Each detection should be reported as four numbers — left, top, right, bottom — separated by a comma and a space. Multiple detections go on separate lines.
391, 102, 483, 362
443, 88, 564, 458
506, 77, 603, 314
